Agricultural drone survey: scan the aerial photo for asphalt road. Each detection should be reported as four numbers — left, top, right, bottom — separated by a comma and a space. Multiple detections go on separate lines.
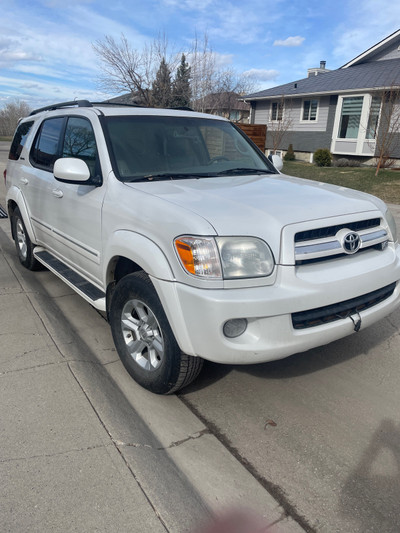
1, 141, 400, 532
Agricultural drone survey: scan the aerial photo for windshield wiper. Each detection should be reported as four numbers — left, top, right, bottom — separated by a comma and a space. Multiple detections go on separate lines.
124, 172, 211, 182
213, 167, 273, 176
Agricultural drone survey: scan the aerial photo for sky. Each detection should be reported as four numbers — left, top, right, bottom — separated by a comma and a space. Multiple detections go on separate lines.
0, 0, 399, 111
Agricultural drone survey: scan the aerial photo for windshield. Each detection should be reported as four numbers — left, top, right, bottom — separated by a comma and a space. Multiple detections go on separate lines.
103, 115, 276, 181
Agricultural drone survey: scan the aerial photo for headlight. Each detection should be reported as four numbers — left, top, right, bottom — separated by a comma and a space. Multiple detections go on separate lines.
174, 236, 275, 279
385, 208, 398, 243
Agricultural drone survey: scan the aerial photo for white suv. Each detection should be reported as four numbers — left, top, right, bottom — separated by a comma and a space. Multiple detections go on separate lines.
5, 100, 400, 393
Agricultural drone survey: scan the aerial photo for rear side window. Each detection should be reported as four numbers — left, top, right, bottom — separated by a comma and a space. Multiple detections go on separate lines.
30, 117, 65, 171
9, 121, 34, 161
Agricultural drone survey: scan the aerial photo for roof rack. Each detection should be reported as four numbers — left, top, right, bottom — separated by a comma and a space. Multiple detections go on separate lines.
29, 100, 93, 116
91, 101, 143, 108
29, 100, 195, 117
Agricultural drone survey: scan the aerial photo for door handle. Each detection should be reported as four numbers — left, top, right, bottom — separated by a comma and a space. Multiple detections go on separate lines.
20, 178, 28, 186
52, 189, 64, 198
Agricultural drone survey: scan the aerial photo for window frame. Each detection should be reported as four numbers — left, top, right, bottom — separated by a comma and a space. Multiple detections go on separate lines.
300, 98, 319, 122
270, 101, 283, 122
331, 93, 382, 156
30, 115, 101, 181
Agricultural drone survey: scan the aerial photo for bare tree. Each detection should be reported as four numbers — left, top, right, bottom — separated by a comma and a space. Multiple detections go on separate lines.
189, 32, 217, 112
0, 100, 31, 137
93, 33, 178, 106
93, 31, 256, 113
267, 96, 293, 154
371, 86, 400, 175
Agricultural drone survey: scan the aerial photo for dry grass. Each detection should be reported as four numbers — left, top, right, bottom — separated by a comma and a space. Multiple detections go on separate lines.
282, 161, 400, 204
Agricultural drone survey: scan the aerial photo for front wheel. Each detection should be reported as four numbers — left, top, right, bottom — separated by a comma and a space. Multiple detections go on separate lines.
109, 271, 203, 394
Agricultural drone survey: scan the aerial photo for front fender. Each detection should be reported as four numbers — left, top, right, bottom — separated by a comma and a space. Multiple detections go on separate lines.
6, 186, 37, 244
103, 230, 175, 284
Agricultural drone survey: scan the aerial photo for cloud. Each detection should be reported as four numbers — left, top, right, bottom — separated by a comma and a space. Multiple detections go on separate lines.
332, 0, 400, 63
243, 68, 279, 82
273, 36, 305, 47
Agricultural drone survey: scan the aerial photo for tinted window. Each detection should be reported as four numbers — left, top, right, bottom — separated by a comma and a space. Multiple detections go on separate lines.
104, 115, 273, 180
9, 121, 34, 161
31, 117, 64, 170
62, 117, 98, 177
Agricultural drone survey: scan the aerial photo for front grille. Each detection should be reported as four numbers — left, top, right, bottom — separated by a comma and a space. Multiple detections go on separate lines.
294, 217, 388, 264
295, 218, 381, 243
292, 283, 396, 329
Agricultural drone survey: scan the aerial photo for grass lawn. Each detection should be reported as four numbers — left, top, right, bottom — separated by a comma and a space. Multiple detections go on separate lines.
282, 161, 400, 205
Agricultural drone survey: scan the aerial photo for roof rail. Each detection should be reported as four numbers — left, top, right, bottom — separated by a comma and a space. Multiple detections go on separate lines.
91, 101, 143, 108
29, 100, 93, 116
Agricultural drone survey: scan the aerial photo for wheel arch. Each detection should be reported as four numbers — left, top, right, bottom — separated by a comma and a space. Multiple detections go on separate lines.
7, 189, 37, 244
104, 230, 176, 318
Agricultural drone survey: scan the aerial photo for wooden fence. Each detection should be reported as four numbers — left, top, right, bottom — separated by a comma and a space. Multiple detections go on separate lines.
236, 124, 266, 152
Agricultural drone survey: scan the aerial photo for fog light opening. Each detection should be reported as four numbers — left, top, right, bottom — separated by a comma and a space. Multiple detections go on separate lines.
223, 318, 248, 338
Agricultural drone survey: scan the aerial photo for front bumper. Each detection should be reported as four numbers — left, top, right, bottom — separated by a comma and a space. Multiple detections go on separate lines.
152, 245, 400, 364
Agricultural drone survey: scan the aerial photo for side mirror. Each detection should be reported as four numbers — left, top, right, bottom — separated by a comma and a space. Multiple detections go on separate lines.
54, 158, 92, 184
270, 154, 283, 172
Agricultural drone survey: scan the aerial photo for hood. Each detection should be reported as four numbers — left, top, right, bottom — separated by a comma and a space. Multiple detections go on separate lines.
128, 173, 384, 255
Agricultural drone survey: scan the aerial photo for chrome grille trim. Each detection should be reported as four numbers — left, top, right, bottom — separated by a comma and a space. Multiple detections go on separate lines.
295, 224, 388, 263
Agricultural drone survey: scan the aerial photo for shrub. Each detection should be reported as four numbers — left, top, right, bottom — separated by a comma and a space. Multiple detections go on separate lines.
284, 144, 295, 161
314, 148, 332, 167
334, 158, 350, 167
333, 157, 362, 168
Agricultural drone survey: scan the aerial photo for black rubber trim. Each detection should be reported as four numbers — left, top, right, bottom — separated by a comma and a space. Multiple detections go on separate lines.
35, 250, 105, 301
292, 282, 396, 329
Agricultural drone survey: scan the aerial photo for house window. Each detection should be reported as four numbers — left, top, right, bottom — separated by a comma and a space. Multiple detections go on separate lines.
302, 99, 318, 121
331, 93, 382, 156
271, 101, 283, 121
338, 96, 363, 138
366, 96, 381, 139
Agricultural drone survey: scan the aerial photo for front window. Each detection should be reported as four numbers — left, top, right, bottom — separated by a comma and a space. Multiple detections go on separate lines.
338, 96, 363, 138
271, 102, 283, 121
302, 99, 318, 121
62, 117, 99, 178
366, 96, 381, 139
103, 115, 276, 181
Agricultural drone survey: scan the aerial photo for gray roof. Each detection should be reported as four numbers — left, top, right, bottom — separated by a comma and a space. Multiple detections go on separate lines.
244, 58, 400, 100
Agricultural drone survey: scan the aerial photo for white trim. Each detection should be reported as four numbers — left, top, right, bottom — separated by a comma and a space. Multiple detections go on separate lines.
341, 29, 400, 69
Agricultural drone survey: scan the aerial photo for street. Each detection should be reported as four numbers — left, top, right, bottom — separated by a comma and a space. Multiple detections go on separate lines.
1, 140, 400, 532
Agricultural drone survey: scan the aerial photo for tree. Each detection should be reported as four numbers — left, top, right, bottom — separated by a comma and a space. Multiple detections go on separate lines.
93, 33, 177, 107
0, 100, 31, 136
152, 58, 172, 108
267, 96, 293, 154
171, 54, 191, 108
371, 86, 400, 175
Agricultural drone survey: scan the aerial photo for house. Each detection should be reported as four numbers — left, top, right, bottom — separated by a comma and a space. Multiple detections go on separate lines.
243, 30, 400, 165
195, 91, 250, 123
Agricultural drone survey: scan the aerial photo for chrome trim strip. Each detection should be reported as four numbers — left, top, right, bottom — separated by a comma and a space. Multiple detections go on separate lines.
295, 227, 388, 261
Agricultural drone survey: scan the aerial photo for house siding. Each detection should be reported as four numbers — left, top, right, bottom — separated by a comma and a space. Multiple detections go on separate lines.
262, 95, 337, 152
371, 42, 400, 62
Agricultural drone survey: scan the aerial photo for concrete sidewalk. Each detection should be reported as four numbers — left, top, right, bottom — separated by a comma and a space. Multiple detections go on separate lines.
0, 214, 305, 532
0, 219, 170, 532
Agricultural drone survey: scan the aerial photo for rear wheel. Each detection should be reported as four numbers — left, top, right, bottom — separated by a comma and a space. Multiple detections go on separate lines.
109, 271, 203, 394
11, 207, 41, 271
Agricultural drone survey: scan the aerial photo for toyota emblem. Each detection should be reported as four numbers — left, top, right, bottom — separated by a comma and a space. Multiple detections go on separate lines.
343, 232, 361, 254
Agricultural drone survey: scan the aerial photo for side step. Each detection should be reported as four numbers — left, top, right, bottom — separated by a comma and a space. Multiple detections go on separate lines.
34, 248, 106, 311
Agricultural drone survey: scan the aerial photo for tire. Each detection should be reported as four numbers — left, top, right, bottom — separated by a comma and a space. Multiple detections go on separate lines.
109, 271, 203, 394
11, 208, 42, 271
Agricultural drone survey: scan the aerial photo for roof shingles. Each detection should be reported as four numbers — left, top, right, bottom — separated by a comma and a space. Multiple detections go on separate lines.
245, 58, 400, 100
